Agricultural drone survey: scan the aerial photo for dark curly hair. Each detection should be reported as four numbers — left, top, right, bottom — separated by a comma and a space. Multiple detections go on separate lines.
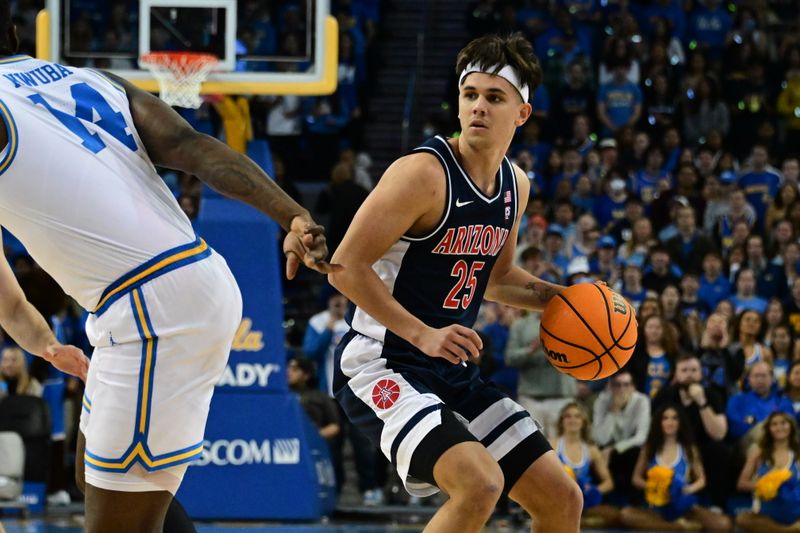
455, 32, 542, 101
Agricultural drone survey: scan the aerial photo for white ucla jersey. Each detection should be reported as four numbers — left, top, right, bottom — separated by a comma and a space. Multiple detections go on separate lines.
0, 55, 196, 309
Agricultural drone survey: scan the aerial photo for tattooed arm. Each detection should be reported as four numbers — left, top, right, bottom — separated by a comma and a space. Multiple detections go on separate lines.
105, 73, 339, 278
484, 166, 564, 311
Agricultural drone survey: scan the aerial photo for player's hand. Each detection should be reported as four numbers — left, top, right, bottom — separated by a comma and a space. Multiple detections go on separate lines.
416, 325, 483, 365
42, 343, 89, 383
284, 215, 343, 280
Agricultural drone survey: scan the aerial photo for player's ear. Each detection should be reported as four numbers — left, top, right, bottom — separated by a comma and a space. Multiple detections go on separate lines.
515, 102, 532, 127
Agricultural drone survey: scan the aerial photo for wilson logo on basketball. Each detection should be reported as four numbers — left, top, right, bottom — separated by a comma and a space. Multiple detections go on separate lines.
542, 342, 569, 363
611, 292, 628, 315
372, 379, 400, 409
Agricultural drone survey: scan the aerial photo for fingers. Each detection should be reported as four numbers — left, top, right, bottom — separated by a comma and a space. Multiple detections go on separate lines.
442, 339, 471, 362
286, 251, 300, 280
302, 233, 329, 263
438, 345, 465, 365
452, 325, 483, 351
303, 224, 325, 237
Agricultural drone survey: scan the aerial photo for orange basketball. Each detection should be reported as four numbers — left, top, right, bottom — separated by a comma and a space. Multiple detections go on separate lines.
539, 283, 638, 380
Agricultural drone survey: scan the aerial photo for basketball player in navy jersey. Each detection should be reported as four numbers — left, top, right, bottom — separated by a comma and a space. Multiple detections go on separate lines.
329, 34, 582, 533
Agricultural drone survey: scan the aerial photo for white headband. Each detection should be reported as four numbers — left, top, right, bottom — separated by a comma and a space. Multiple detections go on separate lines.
458, 62, 530, 103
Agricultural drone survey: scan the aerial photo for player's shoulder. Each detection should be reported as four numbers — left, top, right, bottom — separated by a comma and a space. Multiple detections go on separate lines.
376, 151, 447, 192
390, 150, 445, 175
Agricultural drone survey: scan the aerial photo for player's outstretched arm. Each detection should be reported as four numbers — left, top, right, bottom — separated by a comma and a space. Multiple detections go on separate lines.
328, 154, 482, 364
104, 73, 339, 279
0, 250, 89, 381
484, 165, 564, 310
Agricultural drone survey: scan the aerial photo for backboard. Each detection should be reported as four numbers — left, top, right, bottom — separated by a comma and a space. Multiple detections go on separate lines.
37, 0, 338, 95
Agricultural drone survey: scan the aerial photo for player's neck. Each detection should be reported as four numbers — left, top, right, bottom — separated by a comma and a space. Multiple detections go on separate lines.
454, 137, 507, 193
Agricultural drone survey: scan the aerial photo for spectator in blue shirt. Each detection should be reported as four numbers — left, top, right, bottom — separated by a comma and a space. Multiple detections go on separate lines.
631, 147, 670, 207
730, 268, 769, 315
698, 251, 732, 311
621, 262, 650, 313
571, 174, 595, 214
738, 144, 782, 230
687, 0, 733, 60
589, 236, 621, 285
302, 293, 350, 396
542, 225, 570, 282
597, 60, 643, 136
594, 174, 628, 231
726, 361, 794, 442
550, 146, 584, 196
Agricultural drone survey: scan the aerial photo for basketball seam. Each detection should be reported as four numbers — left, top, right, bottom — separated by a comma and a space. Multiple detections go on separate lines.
593, 284, 622, 371
540, 325, 619, 380
556, 293, 611, 375
596, 285, 636, 350
616, 307, 636, 351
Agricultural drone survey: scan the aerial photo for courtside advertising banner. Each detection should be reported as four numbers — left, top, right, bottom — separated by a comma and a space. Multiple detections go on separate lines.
197, 197, 287, 393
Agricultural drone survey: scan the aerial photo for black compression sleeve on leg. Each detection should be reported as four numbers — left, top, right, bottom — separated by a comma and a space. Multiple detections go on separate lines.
163, 497, 197, 533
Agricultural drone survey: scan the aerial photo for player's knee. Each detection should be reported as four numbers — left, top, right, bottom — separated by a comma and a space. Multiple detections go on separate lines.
451, 462, 504, 513
528, 476, 582, 521
563, 481, 583, 519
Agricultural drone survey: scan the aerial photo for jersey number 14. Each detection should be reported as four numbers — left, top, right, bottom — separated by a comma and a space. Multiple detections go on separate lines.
29, 82, 138, 154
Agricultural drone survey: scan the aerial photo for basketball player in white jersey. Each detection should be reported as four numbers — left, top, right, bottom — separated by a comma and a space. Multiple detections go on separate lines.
329, 34, 582, 533
0, 3, 338, 531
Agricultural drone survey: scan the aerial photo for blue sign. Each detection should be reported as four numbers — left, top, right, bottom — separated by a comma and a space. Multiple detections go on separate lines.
178, 393, 336, 519
197, 198, 287, 393
19, 481, 45, 514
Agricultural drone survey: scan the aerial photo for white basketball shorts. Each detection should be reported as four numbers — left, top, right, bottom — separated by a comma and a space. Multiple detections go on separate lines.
79, 238, 242, 494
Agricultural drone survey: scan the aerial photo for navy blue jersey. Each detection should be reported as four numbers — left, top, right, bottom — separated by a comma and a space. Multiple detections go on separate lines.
350, 136, 519, 350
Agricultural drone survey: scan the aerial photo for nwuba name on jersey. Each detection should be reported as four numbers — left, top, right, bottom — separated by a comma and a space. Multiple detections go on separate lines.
4, 63, 74, 89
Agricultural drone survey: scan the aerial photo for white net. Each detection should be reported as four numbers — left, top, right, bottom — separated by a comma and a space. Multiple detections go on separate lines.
139, 52, 218, 109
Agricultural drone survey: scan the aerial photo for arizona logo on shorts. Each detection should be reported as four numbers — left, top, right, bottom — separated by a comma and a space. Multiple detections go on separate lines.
372, 379, 400, 409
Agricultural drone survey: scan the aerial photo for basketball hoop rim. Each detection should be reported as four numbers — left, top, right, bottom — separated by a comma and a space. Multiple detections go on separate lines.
139, 51, 219, 69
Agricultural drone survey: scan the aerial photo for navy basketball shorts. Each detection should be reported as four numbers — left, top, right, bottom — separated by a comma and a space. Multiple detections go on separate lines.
334, 331, 551, 497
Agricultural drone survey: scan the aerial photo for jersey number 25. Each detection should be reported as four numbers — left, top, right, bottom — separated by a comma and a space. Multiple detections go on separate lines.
444, 260, 485, 310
